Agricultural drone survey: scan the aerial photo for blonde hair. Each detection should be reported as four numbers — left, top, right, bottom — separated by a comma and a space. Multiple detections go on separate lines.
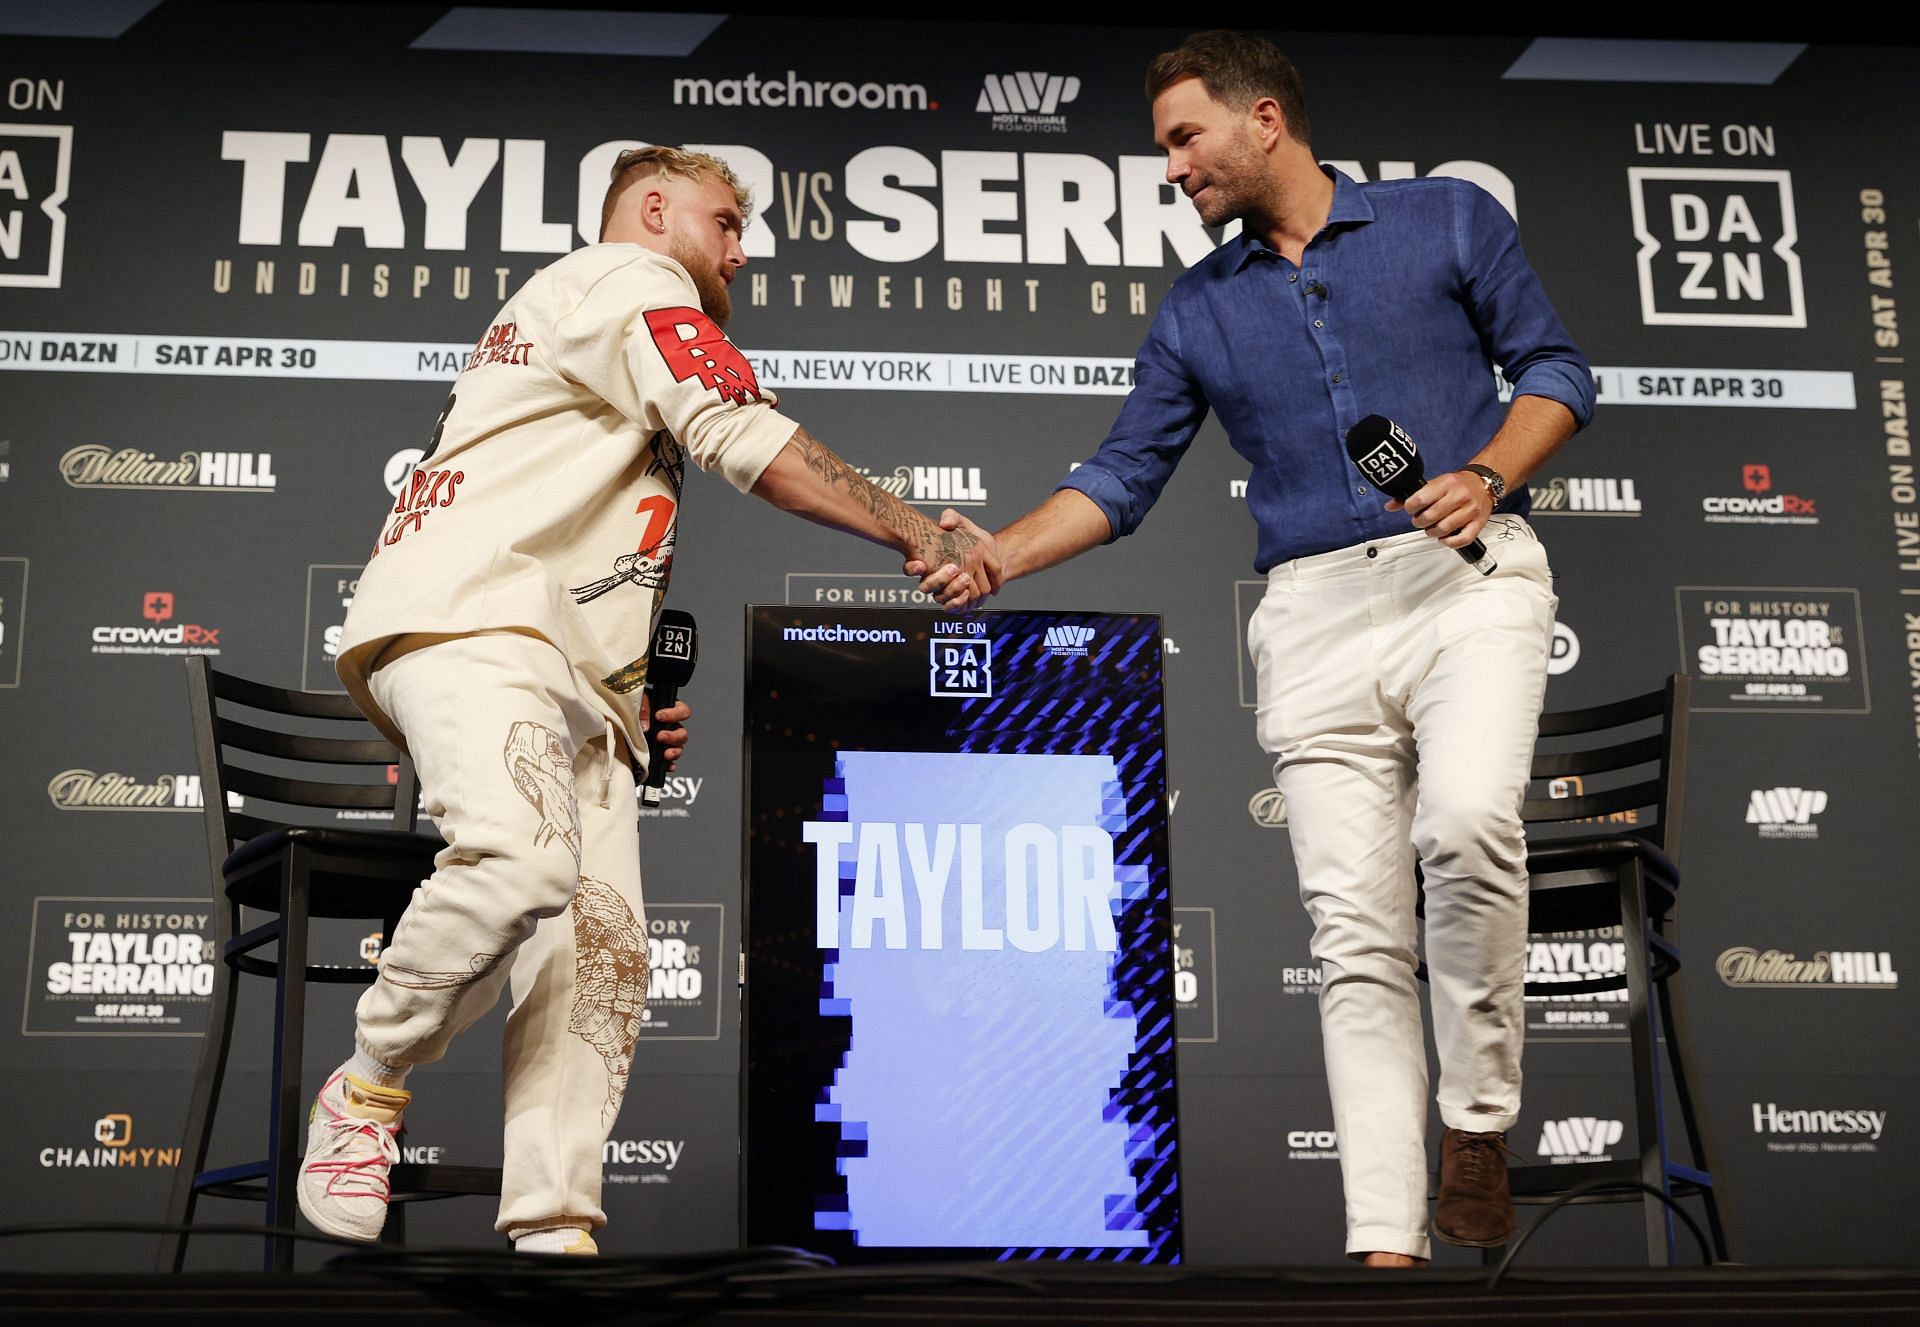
599, 145, 753, 239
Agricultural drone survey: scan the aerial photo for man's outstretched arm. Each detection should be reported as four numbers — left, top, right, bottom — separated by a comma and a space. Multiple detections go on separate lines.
909, 488, 1113, 608
752, 425, 996, 604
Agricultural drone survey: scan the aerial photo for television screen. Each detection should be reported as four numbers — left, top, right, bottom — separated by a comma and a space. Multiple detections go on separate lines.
741, 604, 1181, 1263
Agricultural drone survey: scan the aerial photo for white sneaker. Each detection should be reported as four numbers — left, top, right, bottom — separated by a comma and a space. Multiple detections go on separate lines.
514, 1226, 599, 1255
296, 1066, 410, 1241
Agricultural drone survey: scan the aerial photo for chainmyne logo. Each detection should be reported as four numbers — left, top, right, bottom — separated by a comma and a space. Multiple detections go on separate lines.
1042, 625, 1095, 657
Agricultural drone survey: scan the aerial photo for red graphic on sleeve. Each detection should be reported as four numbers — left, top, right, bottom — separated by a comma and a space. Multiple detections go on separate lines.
645, 307, 762, 406
466, 320, 535, 370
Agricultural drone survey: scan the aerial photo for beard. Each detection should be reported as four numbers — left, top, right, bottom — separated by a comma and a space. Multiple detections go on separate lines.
1185, 127, 1267, 227
669, 235, 732, 328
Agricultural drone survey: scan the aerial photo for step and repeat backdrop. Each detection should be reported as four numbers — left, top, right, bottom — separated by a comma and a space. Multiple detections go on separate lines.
2, 3, 1915, 1270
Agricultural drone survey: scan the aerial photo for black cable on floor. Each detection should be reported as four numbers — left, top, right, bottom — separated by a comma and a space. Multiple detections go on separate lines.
1487, 1179, 1715, 1288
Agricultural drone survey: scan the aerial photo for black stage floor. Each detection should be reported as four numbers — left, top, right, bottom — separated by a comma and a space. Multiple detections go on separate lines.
4, 1262, 1917, 1324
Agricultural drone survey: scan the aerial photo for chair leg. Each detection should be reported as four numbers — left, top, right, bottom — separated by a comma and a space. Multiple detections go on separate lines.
157, 893, 248, 1273
264, 857, 312, 1273
1658, 948, 1741, 1263
1619, 858, 1675, 1265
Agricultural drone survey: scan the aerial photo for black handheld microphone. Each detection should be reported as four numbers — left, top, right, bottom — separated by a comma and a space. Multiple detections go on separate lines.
642, 609, 697, 806
1343, 415, 1497, 577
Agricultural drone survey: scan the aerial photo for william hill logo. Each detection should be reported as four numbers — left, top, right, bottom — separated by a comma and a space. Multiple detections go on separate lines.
1717, 947, 1898, 989
47, 769, 235, 812
60, 445, 276, 491
856, 465, 987, 507
1043, 625, 1095, 657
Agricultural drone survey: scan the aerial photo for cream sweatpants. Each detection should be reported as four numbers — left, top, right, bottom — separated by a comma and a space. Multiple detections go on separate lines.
355, 631, 647, 1238
1248, 516, 1556, 1261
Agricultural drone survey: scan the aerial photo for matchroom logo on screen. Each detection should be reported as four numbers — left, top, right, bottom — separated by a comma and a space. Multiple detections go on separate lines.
0, 123, 72, 288
1628, 168, 1804, 328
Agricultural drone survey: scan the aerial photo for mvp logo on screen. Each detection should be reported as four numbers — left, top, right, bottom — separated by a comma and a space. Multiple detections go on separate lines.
1628, 168, 1804, 328
0, 124, 73, 288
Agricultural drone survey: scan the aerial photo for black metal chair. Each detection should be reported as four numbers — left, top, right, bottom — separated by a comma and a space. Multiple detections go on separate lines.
160, 657, 500, 1272
1420, 674, 1738, 1265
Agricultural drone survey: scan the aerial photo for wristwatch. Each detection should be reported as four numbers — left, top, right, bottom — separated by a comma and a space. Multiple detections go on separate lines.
1462, 463, 1507, 504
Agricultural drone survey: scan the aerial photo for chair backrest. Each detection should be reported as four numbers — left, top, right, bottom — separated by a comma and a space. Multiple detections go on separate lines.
184, 656, 420, 878
1523, 674, 1691, 868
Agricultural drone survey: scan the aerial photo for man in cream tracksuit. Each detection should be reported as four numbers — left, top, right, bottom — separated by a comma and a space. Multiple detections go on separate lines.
305, 146, 992, 1255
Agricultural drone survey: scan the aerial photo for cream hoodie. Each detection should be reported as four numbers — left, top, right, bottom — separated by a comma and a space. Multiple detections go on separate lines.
337, 244, 795, 758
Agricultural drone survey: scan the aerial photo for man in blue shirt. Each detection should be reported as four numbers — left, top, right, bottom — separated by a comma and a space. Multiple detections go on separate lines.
917, 31, 1594, 1265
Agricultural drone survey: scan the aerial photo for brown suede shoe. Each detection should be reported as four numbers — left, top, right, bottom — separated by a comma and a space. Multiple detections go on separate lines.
1434, 1128, 1516, 1248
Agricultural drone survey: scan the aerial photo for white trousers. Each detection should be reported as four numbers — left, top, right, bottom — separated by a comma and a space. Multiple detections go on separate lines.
1249, 517, 1556, 1260
357, 631, 647, 1238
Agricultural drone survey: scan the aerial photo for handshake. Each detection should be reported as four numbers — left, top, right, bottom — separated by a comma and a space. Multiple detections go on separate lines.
903, 509, 1000, 612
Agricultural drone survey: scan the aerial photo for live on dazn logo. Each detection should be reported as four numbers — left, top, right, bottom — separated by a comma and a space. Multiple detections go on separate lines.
0, 122, 73, 288
1628, 167, 1805, 328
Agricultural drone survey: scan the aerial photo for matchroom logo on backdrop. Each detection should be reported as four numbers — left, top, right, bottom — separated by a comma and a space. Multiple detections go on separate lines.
1677, 588, 1867, 712
22, 898, 214, 1036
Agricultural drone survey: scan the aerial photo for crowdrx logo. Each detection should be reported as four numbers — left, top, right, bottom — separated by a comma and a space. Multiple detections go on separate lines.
1043, 625, 1096, 658
977, 72, 1080, 133
1717, 946, 1898, 989
1702, 463, 1817, 525
40, 1113, 180, 1170
1747, 786, 1827, 838
1537, 1117, 1624, 1164
1285, 1128, 1338, 1162
91, 592, 223, 657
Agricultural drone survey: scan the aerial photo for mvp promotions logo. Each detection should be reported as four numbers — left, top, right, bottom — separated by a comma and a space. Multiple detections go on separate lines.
977, 71, 1080, 134
1628, 167, 1804, 327
1678, 588, 1867, 713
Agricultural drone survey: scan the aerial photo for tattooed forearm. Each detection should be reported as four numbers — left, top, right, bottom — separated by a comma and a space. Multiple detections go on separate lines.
785, 426, 979, 564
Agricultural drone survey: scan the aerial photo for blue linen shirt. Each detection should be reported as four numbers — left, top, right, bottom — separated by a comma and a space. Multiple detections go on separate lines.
1060, 167, 1596, 571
